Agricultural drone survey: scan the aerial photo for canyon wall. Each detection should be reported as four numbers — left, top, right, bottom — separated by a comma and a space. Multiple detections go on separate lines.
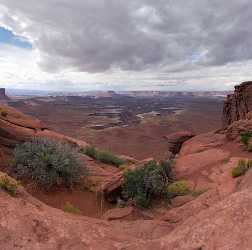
223, 81, 252, 127
0, 88, 9, 101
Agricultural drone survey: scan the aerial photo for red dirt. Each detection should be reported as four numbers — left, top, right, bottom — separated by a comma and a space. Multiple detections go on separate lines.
26, 185, 114, 218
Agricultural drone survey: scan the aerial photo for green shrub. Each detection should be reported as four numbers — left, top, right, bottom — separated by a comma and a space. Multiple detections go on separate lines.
231, 159, 252, 178
166, 181, 190, 197
240, 131, 252, 147
84, 146, 98, 159
248, 144, 252, 152
63, 202, 81, 214
119, 164, 129, 173
122, 160, 173, 208
12, 137, 84, 189
83, 146, 124, 167
0, 173, 19, 197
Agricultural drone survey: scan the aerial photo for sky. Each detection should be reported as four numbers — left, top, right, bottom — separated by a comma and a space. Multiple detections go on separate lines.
0, 0, 252, 91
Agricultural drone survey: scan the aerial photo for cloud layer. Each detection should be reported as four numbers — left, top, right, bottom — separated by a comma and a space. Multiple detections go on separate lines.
1, 0, 252, 90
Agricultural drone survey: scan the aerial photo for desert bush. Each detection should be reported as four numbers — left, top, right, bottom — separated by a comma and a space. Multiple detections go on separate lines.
63, 201, 81, 214
247, 144, 252, 152
240, 131, 252, 147
232, 159, 252, 178
119, 164, 129, 173
83, 146, 124, 167
84, 146, 98, 159
166, 181, 190, 197
0, 173, 19, 196
12, 137, 84, 189
122, 160, 173, 208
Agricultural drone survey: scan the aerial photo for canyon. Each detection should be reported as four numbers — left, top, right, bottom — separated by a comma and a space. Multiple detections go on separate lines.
0, 83, 251, 249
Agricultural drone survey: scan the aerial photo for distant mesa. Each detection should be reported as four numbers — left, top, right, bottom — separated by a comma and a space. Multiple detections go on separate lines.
0, 88, 9, 101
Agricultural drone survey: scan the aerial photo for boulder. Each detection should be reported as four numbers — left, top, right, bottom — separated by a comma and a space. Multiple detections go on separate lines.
102, 207, 134, 220
100, 172, 124, 202
175, 148, 230, 178
165, 131, 195, 154
179, 132, 226, 156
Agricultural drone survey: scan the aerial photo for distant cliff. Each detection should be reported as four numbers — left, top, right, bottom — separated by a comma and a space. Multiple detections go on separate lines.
223, 81, 252, 128
0, 88, 9, 101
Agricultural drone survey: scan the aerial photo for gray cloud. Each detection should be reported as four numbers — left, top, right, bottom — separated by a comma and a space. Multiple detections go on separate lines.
1, 0, 252, 90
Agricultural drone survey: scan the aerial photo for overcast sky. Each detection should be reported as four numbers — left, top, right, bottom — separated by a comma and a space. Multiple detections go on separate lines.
0, 0, 252, 91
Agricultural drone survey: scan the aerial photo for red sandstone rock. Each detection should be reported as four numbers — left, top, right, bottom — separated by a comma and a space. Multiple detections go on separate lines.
130, 186, 252, 250
223, 81, 252, 128
165, 131, 195, 154
179, 132, 226, 156
171, 195, 194, 208
102, 207, 134, 220
225, 119, 252, 140
175, 148, 230, 178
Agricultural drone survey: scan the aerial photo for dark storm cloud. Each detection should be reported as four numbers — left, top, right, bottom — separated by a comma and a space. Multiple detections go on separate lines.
0, 0, 252, 74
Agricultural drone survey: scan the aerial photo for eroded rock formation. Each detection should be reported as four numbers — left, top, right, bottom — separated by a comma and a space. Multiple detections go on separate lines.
0, 88, 8, 100
223, 81, 252, 128
0, 82, 252, 249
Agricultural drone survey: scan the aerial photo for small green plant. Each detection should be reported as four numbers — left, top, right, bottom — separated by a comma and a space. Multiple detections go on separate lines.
166, 181, 190, 197
84, 146, 98, 159
247, 144, 252, 152
240, 131, 252, 147
63, 202, 81, 214
82, 146, 124, 167
231, 159, 252, 178
12, 137, 84, 189
191, 189, 206, 197
119, 164, 129, 173
0, 173, 19, 196
122, 160, 173, 208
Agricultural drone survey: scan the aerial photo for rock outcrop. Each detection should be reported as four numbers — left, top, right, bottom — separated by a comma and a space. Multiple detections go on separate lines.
0, 84, 251, 249
165, 131, 195, 155
223, 81, 252, 128
0, 88, 9, 100
0, 105, 89, 150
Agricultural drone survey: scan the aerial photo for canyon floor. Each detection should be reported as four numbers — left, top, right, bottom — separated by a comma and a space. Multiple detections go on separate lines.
9, 94, 223, 160
0, 87, 251, 249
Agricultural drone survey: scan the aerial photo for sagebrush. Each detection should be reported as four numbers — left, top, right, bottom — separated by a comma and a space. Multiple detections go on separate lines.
83, 146, 124, 167
122, 160, 174, 208
232, 159, 252, 178
13, 137, 84, 189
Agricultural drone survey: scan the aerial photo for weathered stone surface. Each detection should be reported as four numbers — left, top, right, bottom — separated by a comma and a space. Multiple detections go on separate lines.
129, 186, 252, 250
225, 119, 252, 140
223, 81, 252, 128
179, 132, 226, 156
175, 148, 230, 178
102, 207, 134, 220
238, 168, 252, 190
0, 104, 89, 149
171, 195, 194, 208
165, 131, 195, 154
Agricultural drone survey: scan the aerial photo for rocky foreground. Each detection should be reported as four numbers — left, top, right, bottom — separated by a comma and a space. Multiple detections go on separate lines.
0, 83, 252, 249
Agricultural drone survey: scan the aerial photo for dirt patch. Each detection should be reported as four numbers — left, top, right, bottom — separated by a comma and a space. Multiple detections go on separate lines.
26, 185, 114, 218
